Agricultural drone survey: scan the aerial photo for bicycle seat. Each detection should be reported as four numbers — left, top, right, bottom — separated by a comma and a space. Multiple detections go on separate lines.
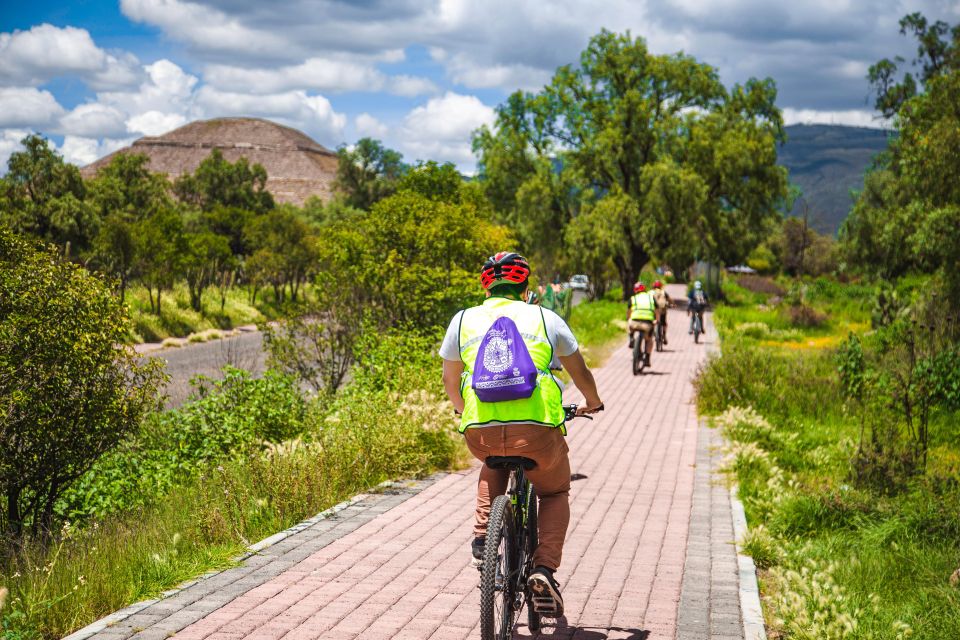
485, 456, 537, 471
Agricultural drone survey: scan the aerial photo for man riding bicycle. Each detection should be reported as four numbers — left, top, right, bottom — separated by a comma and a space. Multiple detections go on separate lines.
688, 280, 708, 335
627, 282, 657, 367
440, 252, 604, 617
651, 280, 671, 346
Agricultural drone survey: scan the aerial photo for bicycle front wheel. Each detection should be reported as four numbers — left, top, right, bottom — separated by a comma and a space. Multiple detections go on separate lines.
480, 495, 516, 640
525, 491, 541, 633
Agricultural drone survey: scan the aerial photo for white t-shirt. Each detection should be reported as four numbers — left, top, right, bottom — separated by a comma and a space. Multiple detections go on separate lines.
438, 304, 579, 368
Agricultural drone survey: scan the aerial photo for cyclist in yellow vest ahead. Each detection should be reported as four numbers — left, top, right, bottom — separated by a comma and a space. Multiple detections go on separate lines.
628, 282, 658, 367
440, 252, 604, 617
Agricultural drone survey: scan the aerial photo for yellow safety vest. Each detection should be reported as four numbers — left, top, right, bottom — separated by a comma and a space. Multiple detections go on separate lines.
457, 297, 566, 433
630, 292, 656, 321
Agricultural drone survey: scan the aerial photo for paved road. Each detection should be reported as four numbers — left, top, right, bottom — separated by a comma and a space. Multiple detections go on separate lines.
82, 285, 749, 640
142, 331, 268, 408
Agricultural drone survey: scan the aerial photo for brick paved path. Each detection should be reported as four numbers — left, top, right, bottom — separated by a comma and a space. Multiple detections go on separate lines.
80, 288, 749, 640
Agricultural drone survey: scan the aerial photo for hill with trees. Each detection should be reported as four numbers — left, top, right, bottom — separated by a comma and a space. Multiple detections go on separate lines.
778, 124, 891, 234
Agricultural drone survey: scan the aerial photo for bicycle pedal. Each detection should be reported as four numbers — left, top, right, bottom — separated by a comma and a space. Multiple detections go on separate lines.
531, 595, 562, 616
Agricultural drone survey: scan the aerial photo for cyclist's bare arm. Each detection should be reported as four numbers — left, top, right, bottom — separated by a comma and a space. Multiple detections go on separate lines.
558, 350, 603, 414
442, 358, 466, 413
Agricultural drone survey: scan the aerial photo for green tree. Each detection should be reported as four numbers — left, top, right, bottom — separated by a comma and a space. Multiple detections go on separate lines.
0, 135, 95, 258
333, 138, 406, 210
868, 12, 960, 117
843, 14, 960, 295
136, 207, 187, 315
181, 229, 233, 312
397, 161, 464, 203
173, 149, 274, 213
86, 153, 173, 300
245, 206, 317, 304
0, 229, 162, 538
474, 30, 787, 297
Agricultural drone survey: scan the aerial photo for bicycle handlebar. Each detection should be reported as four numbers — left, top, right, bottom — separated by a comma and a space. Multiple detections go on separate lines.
564, 403, 604, 422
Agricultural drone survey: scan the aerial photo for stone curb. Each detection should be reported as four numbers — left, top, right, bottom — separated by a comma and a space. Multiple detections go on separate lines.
60, 477, 423, 640
730, 485, 767, 640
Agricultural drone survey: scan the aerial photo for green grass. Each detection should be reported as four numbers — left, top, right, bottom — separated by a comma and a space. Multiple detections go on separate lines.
698, 276, 960, 639
125, 282, 293, 343
567, 288, 626, 367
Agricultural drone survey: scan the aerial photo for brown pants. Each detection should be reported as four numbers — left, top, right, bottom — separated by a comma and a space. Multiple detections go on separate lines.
464, 425, 571, 571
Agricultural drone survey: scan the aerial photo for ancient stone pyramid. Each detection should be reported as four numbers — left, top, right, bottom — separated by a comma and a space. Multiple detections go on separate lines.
81, 117, 339, 205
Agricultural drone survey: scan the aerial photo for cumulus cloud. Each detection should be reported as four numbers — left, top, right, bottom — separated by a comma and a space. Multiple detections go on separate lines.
0, 87, 64, 128
355, 113, 388, 138
195, 87, 346, 143
782, 107, 888, 129
399, 92, 494, 170
0, 129, 30, 170
204, 58, 386, 94
0, 24, 141, 89
58, 103, 129, 138
59, 135, 136, 166
126, 111, 189, 136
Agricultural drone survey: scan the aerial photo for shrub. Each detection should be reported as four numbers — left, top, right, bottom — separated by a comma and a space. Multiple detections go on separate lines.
735, 274, 785, 297
0, 230, 163, 539
786, 303, 828, 327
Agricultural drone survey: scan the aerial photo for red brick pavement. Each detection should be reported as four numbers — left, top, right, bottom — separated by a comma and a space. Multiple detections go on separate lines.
173, 289, 714, 640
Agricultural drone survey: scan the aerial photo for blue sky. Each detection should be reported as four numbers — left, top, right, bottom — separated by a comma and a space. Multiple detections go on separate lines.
1, 0, 957, 172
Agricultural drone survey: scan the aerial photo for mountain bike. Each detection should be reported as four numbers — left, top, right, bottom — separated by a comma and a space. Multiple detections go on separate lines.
478, 403, 598, 640
632, 328, 650, 375
655, 319, 665, 352
691, 309, 705, 344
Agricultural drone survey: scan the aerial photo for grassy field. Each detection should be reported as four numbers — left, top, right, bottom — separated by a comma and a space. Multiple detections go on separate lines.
125, 283, 293, 343
697, 276, 960, 639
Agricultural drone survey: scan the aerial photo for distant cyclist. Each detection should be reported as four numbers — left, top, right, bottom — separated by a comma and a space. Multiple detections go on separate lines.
627, 282, 656, 367
651, 280, 671, 346
688, 280, 708, 335
439, 251, 604, 617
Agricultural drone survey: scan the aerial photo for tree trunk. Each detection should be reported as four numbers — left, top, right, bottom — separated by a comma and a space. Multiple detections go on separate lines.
7, 485, 21, 539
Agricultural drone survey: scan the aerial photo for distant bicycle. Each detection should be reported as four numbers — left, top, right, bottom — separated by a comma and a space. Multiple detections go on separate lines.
692, 311, 704, 344
632, 331, 648, 375
478, 403, 599, 640
655, 320, 665, 352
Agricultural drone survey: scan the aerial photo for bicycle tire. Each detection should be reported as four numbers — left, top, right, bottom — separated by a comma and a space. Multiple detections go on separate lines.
480, 496, 516, 640
632, 334, 642, 375
525, 491, 541, 633
655, 322, 663, 352
694, 315, 701, 344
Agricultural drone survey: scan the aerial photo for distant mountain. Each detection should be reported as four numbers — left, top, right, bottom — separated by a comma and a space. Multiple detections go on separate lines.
779, 124, 892, 234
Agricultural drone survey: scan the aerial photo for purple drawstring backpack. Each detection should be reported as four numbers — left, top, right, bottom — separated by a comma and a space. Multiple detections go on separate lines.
471, 316, 539, 402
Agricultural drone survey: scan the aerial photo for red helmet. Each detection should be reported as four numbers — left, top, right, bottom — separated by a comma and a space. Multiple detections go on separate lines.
633, 282, 645, 293
480, 252, 531, 290
653, 280, 662, 289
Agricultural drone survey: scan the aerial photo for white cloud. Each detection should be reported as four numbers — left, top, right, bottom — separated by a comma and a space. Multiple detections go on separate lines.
126, 110, 188, 136
194, 87, 346, 144
59, 103, 128, 138
399, 92, 494, 170
782, 107, 888, 129
355, 113, 388, 138
98, 59, 199, 117
0, 24, 140, 89
121, 0, 288, 58
388, 75, 439, 97
0, 129, 30, 171
204, 58, 386, 94
0, 87, 64, 128
58, 135, 137, 166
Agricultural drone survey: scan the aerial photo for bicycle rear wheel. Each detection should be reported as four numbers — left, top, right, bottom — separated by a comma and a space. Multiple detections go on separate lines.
694, 315, 701, 344
480, 495, 516, 640
655, 322, 664, 352
632, 334, 643, 375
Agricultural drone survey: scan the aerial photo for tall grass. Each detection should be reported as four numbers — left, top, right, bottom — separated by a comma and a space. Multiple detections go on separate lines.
698, 277, 960, 639
126, 283, 292, 343
567, 288, 626, 367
